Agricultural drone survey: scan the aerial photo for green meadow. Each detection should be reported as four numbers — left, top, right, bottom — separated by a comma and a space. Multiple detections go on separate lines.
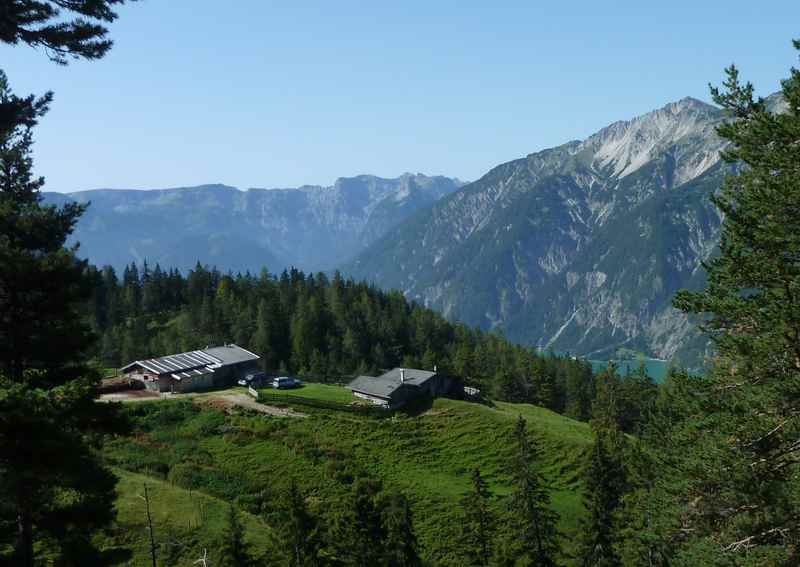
257, 382, 358, 404
99, 469, 277, 566
102, 391, 593, 565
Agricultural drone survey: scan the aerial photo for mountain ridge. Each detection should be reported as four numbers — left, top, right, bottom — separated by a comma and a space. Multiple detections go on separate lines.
43, 173, 464, 274
346, 95, 741, 364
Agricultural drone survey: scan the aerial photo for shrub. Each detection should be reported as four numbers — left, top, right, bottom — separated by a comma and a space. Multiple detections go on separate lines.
168, 463, 249, 500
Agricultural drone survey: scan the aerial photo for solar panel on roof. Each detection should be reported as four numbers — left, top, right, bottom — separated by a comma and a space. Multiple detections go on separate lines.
135, 360, 156, 373
126, 345, 256, 378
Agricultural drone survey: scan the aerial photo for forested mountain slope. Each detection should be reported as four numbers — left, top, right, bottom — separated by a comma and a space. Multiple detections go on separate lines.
90, 263, 608, 421
348, 97, 782, 363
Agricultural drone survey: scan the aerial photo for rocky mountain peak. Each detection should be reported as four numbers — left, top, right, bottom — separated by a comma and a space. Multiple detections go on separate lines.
765, 91, 788, 114
346, 94, 742, 365
580, 96, 725, 186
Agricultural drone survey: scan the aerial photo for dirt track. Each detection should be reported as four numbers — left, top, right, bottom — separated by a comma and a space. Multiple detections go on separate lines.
98, 388, 307, 418
198, 393, 307, 418
98, 389, 162, 402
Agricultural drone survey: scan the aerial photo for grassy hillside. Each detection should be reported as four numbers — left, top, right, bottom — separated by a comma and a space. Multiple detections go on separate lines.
261, 382, 357, 404
99, 469, 276, 566
102, 393, 592, 565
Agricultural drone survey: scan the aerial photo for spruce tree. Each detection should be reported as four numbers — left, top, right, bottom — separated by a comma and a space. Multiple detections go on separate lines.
218, 504, 254, 567
579, 374, 626, 567
329, 478, 385, 567
281, 481, 322, 567
492, 368, 526, 402
616, 365, 657, 434
381, 490, 421, 567
503, 416, 560, 567
616, 369, 702, 567
459, 468, 495, 566
530, 357, 555, 409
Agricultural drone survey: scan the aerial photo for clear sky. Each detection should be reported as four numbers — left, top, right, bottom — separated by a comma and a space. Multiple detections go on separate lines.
3, 1, 799, 192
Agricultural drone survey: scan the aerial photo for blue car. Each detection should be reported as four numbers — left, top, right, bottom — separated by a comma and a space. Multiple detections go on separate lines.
272, 376, 301, 389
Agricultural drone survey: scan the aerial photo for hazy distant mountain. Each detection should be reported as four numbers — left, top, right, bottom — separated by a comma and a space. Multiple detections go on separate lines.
347, 96, 761, 364
43, 173, 463, 274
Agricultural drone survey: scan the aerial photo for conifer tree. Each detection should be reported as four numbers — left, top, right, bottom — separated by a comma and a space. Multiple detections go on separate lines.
0, 5, 134, 561
579, 428, 626, 567
252, 299, 272, 370
330, 478, 385, 567
590, 366, 620, 427
381, 490, 421, 567
622, 42, 800, 564
459, 468, 495, 566
616, 365, 657, 434
281, 481, 322, 567
218, 504, 253, 567
670, 49, 800, 560
492, 368, 526, 402
0, 71, 119, 565
616, 369, 698, 567
530, 357, 555, 408
564, 360, 594, 421
504, 416, 560, 567
0, 0, 131, 65
579, 371, 626, 567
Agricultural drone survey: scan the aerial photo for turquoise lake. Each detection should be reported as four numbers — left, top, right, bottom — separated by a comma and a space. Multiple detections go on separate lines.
589, 358, 670, 383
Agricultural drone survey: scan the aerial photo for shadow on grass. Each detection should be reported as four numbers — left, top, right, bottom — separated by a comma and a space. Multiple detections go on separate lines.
473, 395, 496, 408
397, 396, 434, 417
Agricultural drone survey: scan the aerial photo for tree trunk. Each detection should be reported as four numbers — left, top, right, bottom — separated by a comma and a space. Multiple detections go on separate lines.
16, 498, 33, 567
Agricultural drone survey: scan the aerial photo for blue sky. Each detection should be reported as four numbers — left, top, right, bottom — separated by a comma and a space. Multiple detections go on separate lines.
3, 1, 799, 192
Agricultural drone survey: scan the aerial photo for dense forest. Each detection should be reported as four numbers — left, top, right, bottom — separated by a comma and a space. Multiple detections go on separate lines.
85, 261, 660, 427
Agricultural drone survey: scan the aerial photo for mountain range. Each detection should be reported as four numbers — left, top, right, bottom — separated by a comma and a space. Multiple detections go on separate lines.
46, 94, 786, 363
348, 94, 785, 364
43, 174, 463, 274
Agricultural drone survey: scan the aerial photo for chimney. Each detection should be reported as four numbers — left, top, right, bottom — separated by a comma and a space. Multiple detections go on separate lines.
400, 368, 405, 383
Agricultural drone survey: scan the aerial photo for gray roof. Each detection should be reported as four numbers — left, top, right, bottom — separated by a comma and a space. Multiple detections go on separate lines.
347, 375, 397, 399
203, 344, 260, 365
378, 368, 435, 386
121, 343, 260, 376
347, 368, 436, 399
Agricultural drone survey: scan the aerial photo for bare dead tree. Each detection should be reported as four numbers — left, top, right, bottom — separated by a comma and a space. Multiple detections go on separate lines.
139, 483, 157, 567
194, 548, 210, 566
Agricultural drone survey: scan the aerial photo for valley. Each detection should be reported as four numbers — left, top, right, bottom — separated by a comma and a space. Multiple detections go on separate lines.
44, 174, 462, 274
49, 95, 786, 367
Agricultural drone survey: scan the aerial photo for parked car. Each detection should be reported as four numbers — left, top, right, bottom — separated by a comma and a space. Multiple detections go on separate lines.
272, 376, 301, 389
238, 371, 267, 387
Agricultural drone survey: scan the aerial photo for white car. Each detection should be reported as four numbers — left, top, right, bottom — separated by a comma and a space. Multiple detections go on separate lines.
238, 371, 267, 387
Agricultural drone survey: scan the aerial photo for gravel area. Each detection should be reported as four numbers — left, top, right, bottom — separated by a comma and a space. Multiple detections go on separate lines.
98, 388, 307, 418
205, 394, 307, 418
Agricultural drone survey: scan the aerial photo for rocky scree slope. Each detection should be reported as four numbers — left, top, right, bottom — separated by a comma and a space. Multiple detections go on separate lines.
348, 97, 763, 363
